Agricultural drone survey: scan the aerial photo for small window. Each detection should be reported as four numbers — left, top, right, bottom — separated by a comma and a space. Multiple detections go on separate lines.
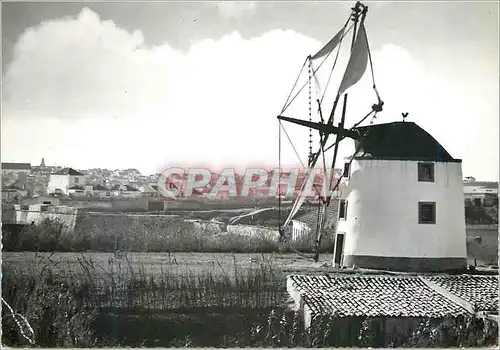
418, 202, 436, 224
43, 201, 51, 205
74, 177, 80, 184
418, 163, 434, 182
343, 162, 350, 178
339, 200, 348, 220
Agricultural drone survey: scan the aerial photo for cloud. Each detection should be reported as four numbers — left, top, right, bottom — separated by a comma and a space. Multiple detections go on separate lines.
216, 1, 256, 20
2, 7, 320, 173
2, 7, 496, 179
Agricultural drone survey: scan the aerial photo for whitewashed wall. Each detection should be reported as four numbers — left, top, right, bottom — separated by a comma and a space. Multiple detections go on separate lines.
337, 159, 466, 259
5, 204, 78, 231
47, 175, 70, 194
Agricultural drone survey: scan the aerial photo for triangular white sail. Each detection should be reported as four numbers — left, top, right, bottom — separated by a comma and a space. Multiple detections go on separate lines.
281, 168, 317, 229
338, 22, 369, 96
311, 28, 345, 61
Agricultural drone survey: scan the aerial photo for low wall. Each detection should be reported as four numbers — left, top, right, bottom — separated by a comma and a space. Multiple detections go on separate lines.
466, 224, 498, 232
61, 200, 113, 209
2, 204, 78, 231
21, 197, 62, 206
74, 212, 194, 239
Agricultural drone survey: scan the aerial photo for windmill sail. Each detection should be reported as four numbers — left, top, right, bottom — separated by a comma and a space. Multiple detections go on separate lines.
338, 22, 369, 96
311, 27, 345, 61
281, 168, 319, 229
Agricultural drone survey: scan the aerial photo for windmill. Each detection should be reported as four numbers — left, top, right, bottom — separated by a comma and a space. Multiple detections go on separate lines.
275, 2, 466, 272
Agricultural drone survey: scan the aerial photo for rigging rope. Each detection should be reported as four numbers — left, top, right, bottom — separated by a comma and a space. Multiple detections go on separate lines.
364, 26, 384, 114
278, 119, 282, 234
279, 122, 328, 198
280, 58, 308, 114
281, 21, 354, 114
308, 57, 313, 164
279, 121, 306, 169
320, 28, 345, 106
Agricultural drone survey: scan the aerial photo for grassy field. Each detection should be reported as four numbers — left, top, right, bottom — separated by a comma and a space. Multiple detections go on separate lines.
2, 251, 332, 278
1, 218, 497, 347
2, 252, 498, 348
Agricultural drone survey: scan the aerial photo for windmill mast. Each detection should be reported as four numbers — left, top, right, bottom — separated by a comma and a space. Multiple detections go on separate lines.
311, 3, 367, 262
328, 2, 366, 196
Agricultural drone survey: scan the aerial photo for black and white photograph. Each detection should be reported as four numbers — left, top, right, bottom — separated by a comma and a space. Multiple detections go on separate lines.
1, 0, 499, 347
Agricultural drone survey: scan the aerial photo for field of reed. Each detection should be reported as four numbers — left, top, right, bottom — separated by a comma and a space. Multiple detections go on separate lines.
2, 217, 334, 254
2, 252, 498, 348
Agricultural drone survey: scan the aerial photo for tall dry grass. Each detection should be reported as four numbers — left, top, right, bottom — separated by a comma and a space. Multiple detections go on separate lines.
2, 217, 334, 254
1, 251, 285, 347
2, 251, 498, 347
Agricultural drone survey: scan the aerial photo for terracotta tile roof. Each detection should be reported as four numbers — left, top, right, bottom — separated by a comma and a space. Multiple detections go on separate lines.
293, 199, 339, 230
288, 275, 469, 318
426, 275, 499, 313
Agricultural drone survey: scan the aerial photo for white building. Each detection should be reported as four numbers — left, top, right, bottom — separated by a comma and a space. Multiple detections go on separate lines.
111, 184, 142, 198
333, 121, 467, 272
139, 183, 158, 197
47, 168, 86, 195
463, 181, 498, 207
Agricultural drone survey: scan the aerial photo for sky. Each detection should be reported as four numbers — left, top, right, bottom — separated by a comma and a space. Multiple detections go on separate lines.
2, 1, 499, 180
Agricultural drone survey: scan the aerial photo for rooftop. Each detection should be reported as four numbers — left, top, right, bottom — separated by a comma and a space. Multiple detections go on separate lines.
287, 274, 498, 320
464, 181, 498, 189
353, 121, 459, 163
54, 167, 84, 176
93, 184, 108, 191
293, 199, 339, 230
426, 275, 499, 313
2, 162, 31, 170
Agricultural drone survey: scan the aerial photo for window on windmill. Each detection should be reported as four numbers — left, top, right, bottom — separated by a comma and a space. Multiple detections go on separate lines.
418, 163, 434, 182
343, 162, 351, 178
418, 202, 436, 224
339, 200, 348, 220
